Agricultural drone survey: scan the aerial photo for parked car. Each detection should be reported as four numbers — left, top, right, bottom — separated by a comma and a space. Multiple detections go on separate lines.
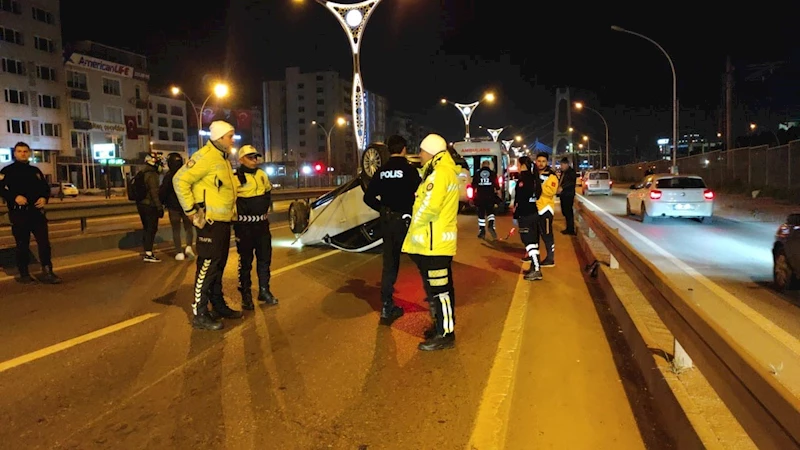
773, 213, 800, 291
581, 170, 613, 196
50, 182, 78, 197
626, 174, 714, 223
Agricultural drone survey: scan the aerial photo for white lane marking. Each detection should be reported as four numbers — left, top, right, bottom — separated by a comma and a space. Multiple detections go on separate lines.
272, 250, 341, 277
468, 271, 531, 449
0, 313, 161, 374
579, 195, 800, 356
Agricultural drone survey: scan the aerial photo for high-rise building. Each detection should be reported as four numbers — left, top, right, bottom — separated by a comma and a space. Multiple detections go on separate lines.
0, 0, 69, 180
61, 41, 150, 188
388, 111, 435, 154
148, 94, 189, 160
262, 67, 388, 178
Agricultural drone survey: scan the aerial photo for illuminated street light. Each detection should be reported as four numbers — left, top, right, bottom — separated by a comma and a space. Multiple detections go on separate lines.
582, 135, 589, 142
501, 139, 514, 153
574, 101, 611, 167
311, 116, 348, 185
171, 82, 231, 148
487, 128, 504, 142
749, 122, 781, 145
750, 123, 757, 131
568, 127, 574, 133
612, 25, 678, 173
514, 135, 522, 142
309, 0, 382, 159
441, 92, 496, 140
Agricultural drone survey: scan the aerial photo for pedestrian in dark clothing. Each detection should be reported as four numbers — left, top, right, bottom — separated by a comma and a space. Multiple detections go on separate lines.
514, 156, 543, 281
136, 153, 164, 263
0, 142, 61, 284
160, 152, 195, 261
558, 157, 577, 235
363, 135, 422, 325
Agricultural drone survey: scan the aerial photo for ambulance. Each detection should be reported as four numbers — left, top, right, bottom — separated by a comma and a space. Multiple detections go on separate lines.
453, 138, 513, 212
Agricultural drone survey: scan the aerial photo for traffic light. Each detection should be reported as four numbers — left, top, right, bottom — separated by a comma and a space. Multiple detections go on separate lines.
314, 162, 324, 173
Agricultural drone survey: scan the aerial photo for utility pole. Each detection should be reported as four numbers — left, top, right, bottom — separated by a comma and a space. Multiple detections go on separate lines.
725, 56, 734, 171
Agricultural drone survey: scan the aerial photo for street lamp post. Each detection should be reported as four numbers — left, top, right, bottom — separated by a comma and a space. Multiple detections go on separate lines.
311, 117, 347, 185
750, 123, 781, 146
611, 25, 678, 174
441, 92, 495, 141
574, 102, 610, 167
501, 139, 514, 153
487, 127, 504, 142
170, 83, 229, 150
312, 0, 382, 161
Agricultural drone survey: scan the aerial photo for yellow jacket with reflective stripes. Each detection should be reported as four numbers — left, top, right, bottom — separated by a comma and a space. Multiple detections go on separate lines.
402, 150, 460, 256
234, 167, 272, 222
537, 167, 559, 216
173, 142, 237, 222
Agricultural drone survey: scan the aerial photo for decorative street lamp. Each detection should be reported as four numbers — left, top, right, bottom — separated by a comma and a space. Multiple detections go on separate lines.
312, 0, 382, 157
574, 101, 610, 168
170, 83, 229, 149
487, 128, 504, 142
441, 92, 495, 141
501, 139, 514, 153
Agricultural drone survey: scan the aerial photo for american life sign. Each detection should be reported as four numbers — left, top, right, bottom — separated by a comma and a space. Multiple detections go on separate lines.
67, 53, 133, 78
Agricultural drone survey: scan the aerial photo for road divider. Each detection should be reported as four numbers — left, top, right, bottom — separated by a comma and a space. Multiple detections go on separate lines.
577, 198, 800, 449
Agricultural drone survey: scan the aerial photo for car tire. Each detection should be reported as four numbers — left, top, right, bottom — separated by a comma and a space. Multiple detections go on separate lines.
288, 200, 310, 234
641, 203, 653, 223
701, 216, 713, 224
626, 200, 632, 216
360, 143, 390, 180
774, 248, 795, 292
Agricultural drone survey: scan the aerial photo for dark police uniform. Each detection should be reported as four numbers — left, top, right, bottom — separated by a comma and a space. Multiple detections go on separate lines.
363, 155, 421, 323
472, 165, 500, 238
234, 165, 278, 310
559, 164, 578, 234
514, 168, 542, 279
0, 160, 60, 283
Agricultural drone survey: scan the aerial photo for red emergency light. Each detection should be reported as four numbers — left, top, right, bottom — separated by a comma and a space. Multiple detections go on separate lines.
466, 185, 474, 200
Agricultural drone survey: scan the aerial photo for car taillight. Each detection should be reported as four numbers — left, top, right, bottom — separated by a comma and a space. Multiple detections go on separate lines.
609, 180, 613, 187
467, 185, 474, 200
649, 190, 662, 200
498, 175, 504, 186
703, 189, 715, 200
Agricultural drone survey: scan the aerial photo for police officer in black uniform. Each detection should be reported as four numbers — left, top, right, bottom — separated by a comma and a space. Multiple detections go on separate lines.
472, 160, 500, 239
363, 135, 422, 325
514, 156, 543, 281
558, 157, 577, 235
0, 142, 61, 284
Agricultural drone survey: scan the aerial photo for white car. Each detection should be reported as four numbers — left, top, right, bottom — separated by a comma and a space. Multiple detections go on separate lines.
626, 174, 714, 223
581, 170, 613, 196
50, 182, 78, 197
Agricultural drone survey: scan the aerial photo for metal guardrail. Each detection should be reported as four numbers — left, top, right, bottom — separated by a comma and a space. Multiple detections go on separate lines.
577, 202, 800, 449
0, 188, 330, 230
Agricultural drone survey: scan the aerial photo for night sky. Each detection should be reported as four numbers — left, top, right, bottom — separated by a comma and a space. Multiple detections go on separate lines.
61, 1, 797, 149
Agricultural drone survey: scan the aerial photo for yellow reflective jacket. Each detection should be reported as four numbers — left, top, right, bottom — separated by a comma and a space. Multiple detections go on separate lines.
234, 167, 272, 222
402, 150, 460, 256
537, 167, 559, 216
173, 142, 237, 222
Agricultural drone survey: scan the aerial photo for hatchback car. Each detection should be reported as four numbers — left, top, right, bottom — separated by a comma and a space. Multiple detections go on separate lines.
581, 170, 613, 196
626, 174, 714, 223
50, 182, 78, 197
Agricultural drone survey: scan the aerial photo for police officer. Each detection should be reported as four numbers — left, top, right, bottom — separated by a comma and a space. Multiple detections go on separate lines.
403, 134, 460, 351
363, 135, 421, 326
234, 145, 278, 311
558, 156, 577, 235
535, 152, 559, 267
513, 156, 543, 281
472, 160, 500, 239
0, 142, 61, 284
173, 121, 242, 331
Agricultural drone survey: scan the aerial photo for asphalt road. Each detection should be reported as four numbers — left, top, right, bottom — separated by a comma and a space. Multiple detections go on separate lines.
0, 200, 293, 247
0, 214, 656, 449
578, 190, 800, 341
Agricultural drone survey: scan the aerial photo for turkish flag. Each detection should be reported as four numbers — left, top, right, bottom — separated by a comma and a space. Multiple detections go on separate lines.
125, 116, 138, 139
201, 108, 217, 126
236, 110, 252, 129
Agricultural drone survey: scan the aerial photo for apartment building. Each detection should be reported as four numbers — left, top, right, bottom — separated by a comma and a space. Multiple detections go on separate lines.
61, 41, 150, 188
262, 67, 388, 176
149, 94, 188, 160
0, 0, 69, 179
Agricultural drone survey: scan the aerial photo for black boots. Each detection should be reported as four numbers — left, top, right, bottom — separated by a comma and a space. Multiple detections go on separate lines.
379, 305, 404, 326
258, 287, 279, 306
39, 266, 62, 284
241, 290, 255, 311
488, 225, 497, 239
524, 269, 543, 281
192, 312, 223, 331
418, 333, 455, 351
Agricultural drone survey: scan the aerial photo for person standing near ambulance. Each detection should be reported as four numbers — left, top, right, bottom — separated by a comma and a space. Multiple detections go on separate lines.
234, 145, 278, 310
534, 152, 558, 267
173, 120, 242, 331
402, 134, 460, 351
472, 160, 500, 239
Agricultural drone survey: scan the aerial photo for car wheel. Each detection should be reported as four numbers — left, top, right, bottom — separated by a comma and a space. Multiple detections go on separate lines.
774, 249, 794, 292
626, 199, 632, 216
701, 216, 713, 224
360, 143, 390, 180
288, 200, 310, 234
641, 203, 653, 223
